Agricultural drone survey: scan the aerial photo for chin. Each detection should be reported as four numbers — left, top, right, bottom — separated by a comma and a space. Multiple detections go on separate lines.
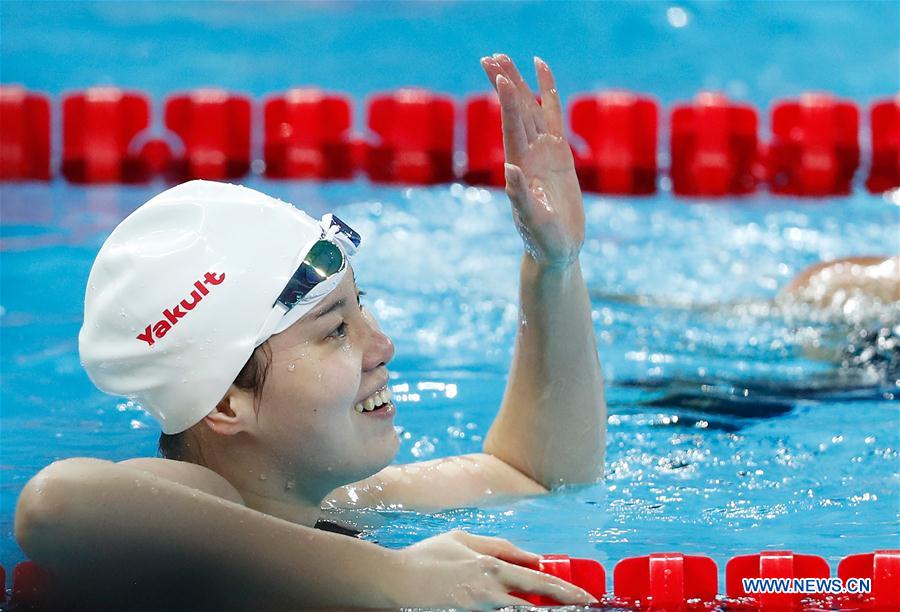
355, 429, 401, 480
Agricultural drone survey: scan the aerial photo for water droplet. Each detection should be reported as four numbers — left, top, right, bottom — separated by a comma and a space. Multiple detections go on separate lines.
258, 473, 267, 481
285, 480, 295, 491
287, 363, 296, 372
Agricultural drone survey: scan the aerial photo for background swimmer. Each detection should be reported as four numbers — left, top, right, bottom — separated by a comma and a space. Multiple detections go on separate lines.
14, 55, 605, 609
779, 254, 899, 375
595, 254, 898, 428
780, 255, 899, 309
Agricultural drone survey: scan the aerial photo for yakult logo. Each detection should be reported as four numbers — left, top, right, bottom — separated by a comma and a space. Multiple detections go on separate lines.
137, 272, 225, 346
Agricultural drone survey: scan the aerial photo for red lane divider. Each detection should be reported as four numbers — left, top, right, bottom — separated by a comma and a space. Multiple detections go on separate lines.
165, 89, 251, 181
670, 92, 761, 196
614, 552, 718, 609
264, 88, 356, 180
838, 549, 900, 609
768, 93, 860, 196
0, 86, 51, 181
570, 91, 658, 195
365, 89, 455, 184
3, 84, 899, 195
511, 554, 606, 606
11, 561, 46, 607
464, 94, 505, 187
726, 550, 830, 609
866, 97, 900, 194
4, 551, 898, 608
62, 87, 151, 184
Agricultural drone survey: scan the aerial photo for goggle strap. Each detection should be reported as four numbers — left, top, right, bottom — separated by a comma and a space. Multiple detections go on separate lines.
321, 213, 361, 256
254, 303, 289, 347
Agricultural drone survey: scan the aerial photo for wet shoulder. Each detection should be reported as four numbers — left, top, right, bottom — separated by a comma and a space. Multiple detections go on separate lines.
118, 457, 245, 505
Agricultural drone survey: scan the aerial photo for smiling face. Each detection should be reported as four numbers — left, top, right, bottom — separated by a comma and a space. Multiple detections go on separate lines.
248, 269, 399, 493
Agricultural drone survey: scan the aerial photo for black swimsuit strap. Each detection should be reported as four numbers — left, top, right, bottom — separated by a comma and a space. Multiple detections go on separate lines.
313, 518, 362, 538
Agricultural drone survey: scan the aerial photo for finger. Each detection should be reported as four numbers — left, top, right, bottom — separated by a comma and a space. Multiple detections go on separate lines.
493, 53, 544, 133
534, 56, 564, 137
493, 63, 539, 144
494, 594, 533, 607
487, 58, 538, 147
495, 75, 530, 164
494, 53, 548, 136
500, 565, 598, 605
456, 531, 541, 566
479, 56, 503, 93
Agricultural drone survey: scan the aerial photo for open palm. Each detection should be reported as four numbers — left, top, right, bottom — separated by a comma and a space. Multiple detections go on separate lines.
480, 54, 585, 269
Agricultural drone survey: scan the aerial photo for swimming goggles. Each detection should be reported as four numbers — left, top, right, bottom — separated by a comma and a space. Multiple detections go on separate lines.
254, 213, 361, 346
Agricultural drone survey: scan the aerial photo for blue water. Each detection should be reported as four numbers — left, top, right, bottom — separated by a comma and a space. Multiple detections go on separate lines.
2, 0, 899, 598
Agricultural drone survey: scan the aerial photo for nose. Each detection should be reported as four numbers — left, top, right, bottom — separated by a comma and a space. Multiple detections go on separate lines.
361, 310, 395, 371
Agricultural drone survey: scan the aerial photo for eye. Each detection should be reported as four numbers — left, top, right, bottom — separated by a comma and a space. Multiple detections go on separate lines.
357, 289, 366, 311
327, 321, 348, 340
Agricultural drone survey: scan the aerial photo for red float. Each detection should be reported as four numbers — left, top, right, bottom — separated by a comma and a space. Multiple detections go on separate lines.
726, 551, 830, 609
614, 552, 718, 608
61, 87, 152, 183
0, 86, 51, 181
838, 549, 900, 609
670, 92, 760, 196
865, 97, 900, 194
364, 89, 455, 185
165, 89, 251, 181
513, 554, 606, 606
135, 137, 174, 178
264, 89, 356, 180
463, 94, 505, 187
11, 561, 46, 607
768, 93, 860, 196
569, 91, 658, 195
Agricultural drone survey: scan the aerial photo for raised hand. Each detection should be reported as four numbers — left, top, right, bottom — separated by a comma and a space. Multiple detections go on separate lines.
480, 54, 585, 270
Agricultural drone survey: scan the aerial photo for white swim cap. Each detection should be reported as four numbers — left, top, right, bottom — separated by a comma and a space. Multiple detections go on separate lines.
79, 180, 358, 434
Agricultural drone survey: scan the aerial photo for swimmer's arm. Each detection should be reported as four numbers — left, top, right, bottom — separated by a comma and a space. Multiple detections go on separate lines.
779, 255, 900, 306
326, 452, 547, 511
14, 457, 410, 608
477, 55, 606, 488
326, 264, 605, 510
485, 257, 606, 488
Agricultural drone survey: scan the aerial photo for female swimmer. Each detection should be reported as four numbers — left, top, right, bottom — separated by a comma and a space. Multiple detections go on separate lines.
15, 55, 606, 609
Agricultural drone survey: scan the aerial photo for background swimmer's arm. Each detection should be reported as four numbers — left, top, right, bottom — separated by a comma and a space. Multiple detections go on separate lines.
778, 255, 899, 307
478, 55, 606, 488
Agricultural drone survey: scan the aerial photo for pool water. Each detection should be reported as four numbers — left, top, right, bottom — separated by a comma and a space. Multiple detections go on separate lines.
3, 179, 898, 584
2, 0, 899, 596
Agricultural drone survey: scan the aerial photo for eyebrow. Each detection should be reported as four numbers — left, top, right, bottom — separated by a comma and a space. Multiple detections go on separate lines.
309, 272, 361, 321
312, 297, 345, 320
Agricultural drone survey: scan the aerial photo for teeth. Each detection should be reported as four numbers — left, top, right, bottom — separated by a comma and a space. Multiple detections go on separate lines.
354, 387, 392, 414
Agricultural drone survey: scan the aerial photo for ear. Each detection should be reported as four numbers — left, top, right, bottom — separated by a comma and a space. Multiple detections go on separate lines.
202, 386, 257, 436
